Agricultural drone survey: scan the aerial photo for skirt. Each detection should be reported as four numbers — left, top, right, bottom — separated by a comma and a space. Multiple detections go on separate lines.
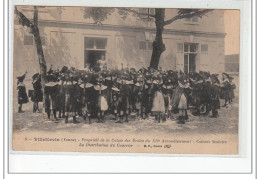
151, 91, 165, 113
178, 94, 187, 110
100, 96, 108, 111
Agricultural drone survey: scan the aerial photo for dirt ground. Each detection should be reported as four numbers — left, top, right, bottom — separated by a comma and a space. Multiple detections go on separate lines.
12, 97, 239, 136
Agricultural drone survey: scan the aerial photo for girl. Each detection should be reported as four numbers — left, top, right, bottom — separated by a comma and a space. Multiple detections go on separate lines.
94, 75, 108, 123
151, 76, 165, 123
172, 75, 190, 124
17, 71, 28, 113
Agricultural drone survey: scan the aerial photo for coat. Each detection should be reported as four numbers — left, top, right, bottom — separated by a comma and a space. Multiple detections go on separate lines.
32, 79, 43, 102
44, 82, 59, 110
211, 84, 220, 109
17, 83, 28, 104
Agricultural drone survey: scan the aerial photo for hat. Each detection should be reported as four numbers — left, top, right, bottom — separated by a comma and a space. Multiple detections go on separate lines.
137, 74, 145, 82
17, 72, 27, 82
32, 73, 40, 80
17, 75, 25, 81
46, 74, 58, 82
211, 74, 220, 84
47, 65, 53, 75
191, 72, 202, 81
61, 66, 68, 73
222, 72, 230, 79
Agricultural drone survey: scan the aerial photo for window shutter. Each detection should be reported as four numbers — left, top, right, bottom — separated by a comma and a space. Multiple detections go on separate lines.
24, 35, 33, 45
177, 43, 183, 53
139, 41, 147, 50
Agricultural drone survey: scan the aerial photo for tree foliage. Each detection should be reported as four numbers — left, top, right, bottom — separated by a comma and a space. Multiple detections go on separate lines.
83, 7, 212, 69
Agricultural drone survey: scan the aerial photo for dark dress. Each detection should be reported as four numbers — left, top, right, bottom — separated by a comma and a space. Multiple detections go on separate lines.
117, 84, 130, 112
64, 82, 81, 113
221, 80, 231, 101
171, 86, 184, 110
211, 84, 221, 109
56, 82, 65, 112
32, 79, 43, 102
17, 83, 28, 104
44, 83, 59, 111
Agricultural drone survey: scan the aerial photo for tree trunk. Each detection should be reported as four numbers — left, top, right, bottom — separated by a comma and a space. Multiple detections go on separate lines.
15, 7, 47, 84
32, 26, 47, 84
149, 9, 166, 69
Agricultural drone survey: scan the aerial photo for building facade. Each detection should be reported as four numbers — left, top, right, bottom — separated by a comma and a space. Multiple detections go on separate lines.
13, 7, 226, 78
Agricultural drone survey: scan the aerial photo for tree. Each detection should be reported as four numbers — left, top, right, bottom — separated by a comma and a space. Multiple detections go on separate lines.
84, 8, 212, 69
15, 6, 47, 83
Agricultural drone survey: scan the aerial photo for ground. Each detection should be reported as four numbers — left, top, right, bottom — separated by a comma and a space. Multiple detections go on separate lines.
12, 97, 238, 136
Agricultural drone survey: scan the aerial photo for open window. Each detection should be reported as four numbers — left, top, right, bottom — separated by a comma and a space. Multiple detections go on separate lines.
84, 37, 107, 69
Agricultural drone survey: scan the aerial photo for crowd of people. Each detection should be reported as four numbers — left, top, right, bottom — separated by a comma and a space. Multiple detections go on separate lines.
16, 65, 236, 125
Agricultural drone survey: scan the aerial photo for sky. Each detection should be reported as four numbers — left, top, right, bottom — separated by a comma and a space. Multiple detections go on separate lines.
224, 10, 240, 55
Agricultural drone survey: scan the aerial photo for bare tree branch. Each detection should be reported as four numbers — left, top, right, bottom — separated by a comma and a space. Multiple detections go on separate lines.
14, 6, 34, 29
117, 7, 156, 18
163, 9, 213, 26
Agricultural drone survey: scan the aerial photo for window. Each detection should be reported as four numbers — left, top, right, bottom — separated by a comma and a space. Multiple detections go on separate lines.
147, 41, 153, 50
184, 43, 198, 53
190, 44, 198, 52
139, 41, 147, 50
84, 37, 107, 69
184, 16, 199, 23
184, 44, 189, 52
177, 43, 183, 53
201, 44, 208, 54
96, 38, 107, 49
84, 37, 107, 50
24, 35, 33, 45
139, 41, 153, 50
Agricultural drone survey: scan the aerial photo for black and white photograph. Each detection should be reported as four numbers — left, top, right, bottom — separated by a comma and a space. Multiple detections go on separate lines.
12, 6, 239, 154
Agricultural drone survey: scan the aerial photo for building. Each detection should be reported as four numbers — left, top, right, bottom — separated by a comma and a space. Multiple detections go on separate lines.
13, 6, 226, 78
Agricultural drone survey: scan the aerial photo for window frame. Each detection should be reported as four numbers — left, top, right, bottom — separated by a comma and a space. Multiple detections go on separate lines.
24, 35, 34, 45
84, 37, 107, 51
139, 40, 153, 50
177, 43, 184, 53
184, 16, 199, 24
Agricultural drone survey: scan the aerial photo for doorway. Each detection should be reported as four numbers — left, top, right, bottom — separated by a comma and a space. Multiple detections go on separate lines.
184, 43, 198, 73
84, 50, 106, 69
184, 54, 197, 73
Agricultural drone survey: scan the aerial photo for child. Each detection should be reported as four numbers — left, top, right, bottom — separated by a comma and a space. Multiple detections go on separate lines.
210, 74, 221, 118
17, 71, 28, 113
116, 75, 131, 123
151, 76, 165, 123
172, 75, 190, 124
80, 74, 94, 124
94, 75, 108, 123
31, 73, 43, 113
134, 74, 148, 119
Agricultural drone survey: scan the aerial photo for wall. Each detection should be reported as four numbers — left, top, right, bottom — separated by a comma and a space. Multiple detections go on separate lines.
13, 6, 225, 80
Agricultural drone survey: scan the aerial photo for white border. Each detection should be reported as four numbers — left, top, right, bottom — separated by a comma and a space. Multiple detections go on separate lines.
5, 0, 253, 174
